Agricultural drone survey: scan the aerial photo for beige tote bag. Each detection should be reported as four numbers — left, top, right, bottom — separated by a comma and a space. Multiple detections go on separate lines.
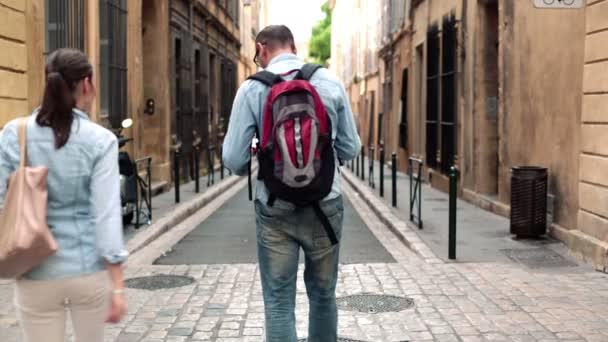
0, 118, 57, 278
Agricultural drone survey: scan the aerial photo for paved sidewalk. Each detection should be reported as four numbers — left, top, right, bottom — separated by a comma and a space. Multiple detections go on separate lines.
343, 158, 586, 266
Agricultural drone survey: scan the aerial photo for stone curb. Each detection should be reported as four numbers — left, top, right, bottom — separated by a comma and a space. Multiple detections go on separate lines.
126, 166, 258, 256
342, 169, 443, 264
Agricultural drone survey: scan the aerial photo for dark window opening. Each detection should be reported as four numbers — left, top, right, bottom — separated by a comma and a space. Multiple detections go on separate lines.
377, 112, 384, 147
400, 68, 409, 149
440, 14, 458, 174
173, 37, 182, 137
367, 92, 375, 147
200, 43, 210, 147
100, 0, 128, 128
194, 49, 202, 109
209, 53, 216, 129
425, 15, 458, 174
425, 24, 440, 169
44, 0, 85, 54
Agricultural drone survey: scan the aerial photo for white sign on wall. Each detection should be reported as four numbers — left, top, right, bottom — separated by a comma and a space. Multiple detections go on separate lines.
533, 0, 585, 9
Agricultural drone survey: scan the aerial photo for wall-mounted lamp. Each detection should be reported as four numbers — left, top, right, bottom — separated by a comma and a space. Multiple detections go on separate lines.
145, 98, 155, 115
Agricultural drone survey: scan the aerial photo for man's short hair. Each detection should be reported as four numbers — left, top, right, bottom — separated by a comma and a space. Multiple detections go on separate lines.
255, 25, 295, 51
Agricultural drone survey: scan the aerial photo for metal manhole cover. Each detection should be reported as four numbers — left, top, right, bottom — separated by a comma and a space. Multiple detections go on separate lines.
337, 294, 414, 313
125, 274, 195, 290
501, 248, 578, 268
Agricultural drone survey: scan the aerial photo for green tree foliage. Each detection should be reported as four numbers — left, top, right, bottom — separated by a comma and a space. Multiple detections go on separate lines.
309, 2, 331, 66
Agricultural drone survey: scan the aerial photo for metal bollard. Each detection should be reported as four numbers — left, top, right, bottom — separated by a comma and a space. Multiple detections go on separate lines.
174, 148, 181, 203
369, 146, 376, 189
392, 153, 397, 207
356, 154, 360, 177
207, 146, 216, 187
449, 165, 458, 260
409, 157, 424, 229
361, 146, 365, 181
220, 148, 225, 180
194, 146, 200, 193
379, 146, 385, 197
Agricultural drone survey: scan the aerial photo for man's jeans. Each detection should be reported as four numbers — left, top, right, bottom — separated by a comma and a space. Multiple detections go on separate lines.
254, 196, 344, 342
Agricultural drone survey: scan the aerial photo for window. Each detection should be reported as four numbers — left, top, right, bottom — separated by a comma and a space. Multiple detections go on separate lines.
425, 24, 440, 169
400, 68, 408, 149
425, 15, 458, 173
194, 49, 202, 111
100, 0, 128, 128
367, 92, 376, 147
377, 112, 384, 146
440, 14, 458, 173
44, 0, 85, 54
209, 53, 216, 130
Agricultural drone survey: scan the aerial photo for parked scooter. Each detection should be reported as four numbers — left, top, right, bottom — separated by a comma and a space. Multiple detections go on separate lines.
115, 118, 137, 226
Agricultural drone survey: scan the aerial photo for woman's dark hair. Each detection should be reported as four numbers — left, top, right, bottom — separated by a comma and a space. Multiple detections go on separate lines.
37, 48, 93, 148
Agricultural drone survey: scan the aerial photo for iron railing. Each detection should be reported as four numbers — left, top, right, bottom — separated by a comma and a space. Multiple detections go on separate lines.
409, 157, 424, 229
134, 156, 153, 228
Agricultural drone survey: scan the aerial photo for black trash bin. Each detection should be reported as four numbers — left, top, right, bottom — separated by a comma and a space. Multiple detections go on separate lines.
510, 166, 548, 237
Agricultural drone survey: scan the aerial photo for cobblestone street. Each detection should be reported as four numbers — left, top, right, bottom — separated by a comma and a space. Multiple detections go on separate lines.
1, 184, 607, 342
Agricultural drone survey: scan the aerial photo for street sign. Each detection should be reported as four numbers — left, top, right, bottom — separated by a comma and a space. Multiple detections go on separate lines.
533, 0, 585, 9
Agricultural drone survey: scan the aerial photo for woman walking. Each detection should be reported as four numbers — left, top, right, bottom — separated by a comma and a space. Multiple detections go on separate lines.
0, 48, 128, 342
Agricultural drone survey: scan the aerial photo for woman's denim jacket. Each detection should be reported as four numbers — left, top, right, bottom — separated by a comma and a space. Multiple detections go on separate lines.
0, 109, 128, 280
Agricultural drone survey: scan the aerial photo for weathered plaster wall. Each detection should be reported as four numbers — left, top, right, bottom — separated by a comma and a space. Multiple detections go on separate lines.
498, 0, 585, 231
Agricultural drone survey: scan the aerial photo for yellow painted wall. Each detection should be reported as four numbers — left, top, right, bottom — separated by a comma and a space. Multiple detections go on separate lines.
574, 0, 608, 268
0, 0, 29, 127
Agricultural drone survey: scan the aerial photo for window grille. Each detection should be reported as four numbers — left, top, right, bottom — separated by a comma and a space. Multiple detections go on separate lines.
44, 0, 85, 54
100, 0, 128, 128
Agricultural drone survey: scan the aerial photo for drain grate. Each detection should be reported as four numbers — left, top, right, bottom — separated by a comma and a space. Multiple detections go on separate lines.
337, 294, 414, 313
501, 248, 578, 268
125, 274, 195, 290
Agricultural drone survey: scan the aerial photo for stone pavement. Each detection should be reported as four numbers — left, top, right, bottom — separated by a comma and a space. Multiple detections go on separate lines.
344, 157, 587, 267
2, 181, 608, 342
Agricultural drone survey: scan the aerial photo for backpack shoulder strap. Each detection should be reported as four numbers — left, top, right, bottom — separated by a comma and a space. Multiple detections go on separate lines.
296, 63, 323, 81
312, 202, 339, 245
248, 70, 283, 87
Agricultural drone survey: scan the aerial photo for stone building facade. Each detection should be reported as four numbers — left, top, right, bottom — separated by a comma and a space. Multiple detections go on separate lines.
332, 0, 608, 269
0, 0, 263, 189
0, 0, 44, 126
330, 0, 382, 156
559, 0, 608, 270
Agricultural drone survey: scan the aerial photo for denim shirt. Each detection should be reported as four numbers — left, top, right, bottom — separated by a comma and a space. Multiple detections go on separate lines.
0, 109, 128, 280
223, 54, 361, 205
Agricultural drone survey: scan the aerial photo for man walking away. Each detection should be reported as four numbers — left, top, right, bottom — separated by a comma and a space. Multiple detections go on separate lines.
222, 25, 361, 342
